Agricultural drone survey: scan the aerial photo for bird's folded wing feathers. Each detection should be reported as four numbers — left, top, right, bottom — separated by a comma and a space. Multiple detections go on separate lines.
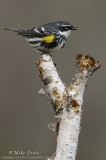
4, 27, 50, 37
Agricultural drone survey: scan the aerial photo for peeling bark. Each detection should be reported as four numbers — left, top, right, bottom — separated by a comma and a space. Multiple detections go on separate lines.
36, 54, 100, 160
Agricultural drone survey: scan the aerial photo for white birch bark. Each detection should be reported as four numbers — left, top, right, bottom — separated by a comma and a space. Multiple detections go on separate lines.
36, 54, 100, 160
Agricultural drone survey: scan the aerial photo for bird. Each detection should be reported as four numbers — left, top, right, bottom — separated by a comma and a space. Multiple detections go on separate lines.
4, 21, 77, 54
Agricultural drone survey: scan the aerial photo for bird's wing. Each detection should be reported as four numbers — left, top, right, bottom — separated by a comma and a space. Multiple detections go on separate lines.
4, 26, 51, 37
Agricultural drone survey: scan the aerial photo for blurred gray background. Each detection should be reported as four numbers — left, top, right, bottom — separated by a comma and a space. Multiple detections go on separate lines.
0, 0, 106, 160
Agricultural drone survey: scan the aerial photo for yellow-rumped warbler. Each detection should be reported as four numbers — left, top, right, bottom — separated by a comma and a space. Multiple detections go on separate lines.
4, 21, 77, 54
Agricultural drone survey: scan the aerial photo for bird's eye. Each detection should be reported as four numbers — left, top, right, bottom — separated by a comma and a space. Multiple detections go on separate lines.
60, 26, 71, 31
65, 27, 68, 30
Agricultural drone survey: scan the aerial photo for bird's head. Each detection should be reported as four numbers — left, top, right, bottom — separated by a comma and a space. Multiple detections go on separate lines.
55, 21, 77, 38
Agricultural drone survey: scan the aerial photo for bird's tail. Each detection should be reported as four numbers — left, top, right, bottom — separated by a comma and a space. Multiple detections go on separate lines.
4, 28, 26, 36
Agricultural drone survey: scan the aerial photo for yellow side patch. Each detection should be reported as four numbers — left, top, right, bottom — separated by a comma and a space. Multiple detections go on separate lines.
42, 35, 55, 43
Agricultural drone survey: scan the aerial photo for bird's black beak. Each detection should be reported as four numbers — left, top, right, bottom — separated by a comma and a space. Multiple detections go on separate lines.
71, 26, 78, 30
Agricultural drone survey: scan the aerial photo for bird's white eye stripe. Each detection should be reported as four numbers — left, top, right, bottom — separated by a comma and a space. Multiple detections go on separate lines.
61, 25, 71, 27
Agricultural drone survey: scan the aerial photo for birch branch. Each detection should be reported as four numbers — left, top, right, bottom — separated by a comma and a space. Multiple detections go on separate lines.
36, 54, 101, 160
